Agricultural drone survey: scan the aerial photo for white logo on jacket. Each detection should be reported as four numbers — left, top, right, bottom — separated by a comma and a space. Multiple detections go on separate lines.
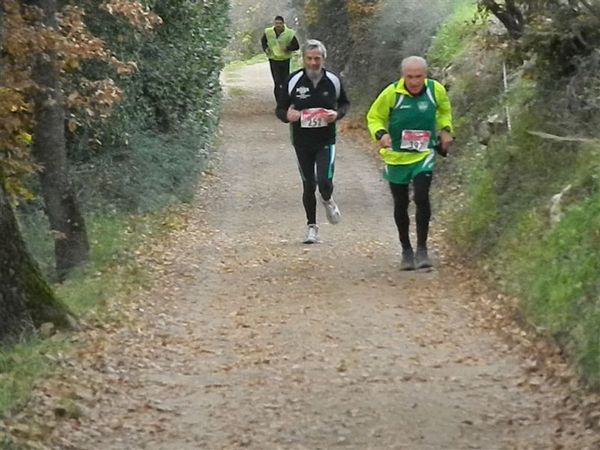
417, 101, 430, 112
296, 86, 310, 99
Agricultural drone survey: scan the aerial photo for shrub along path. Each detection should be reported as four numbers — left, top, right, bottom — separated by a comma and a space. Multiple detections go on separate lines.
3, 62, 599, 449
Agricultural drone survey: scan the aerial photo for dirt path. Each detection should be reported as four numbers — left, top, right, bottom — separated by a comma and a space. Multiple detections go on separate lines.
8, 62, 599, 450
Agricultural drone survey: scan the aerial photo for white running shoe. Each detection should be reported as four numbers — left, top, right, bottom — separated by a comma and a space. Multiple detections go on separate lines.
321, 196, 341, 224
303, 224, 319, 244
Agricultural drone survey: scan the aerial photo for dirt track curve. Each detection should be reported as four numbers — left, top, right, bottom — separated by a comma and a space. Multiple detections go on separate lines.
8, 62, 600, 450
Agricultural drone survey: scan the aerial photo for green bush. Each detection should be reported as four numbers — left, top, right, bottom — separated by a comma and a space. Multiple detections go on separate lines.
433, 2, 600, 387
75, 122, 215, 213
507, 194, 600, 386
428, 0, 480, 68
450, 164, 499, 254
64, 0, 230, 210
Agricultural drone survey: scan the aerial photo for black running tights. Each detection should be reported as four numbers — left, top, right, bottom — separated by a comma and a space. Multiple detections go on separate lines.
295, 144, 335, 225
269, 59, 290, 102
389, 172, 432, 250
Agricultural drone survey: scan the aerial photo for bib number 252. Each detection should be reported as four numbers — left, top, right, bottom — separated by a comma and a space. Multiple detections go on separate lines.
301, 108, 328, 128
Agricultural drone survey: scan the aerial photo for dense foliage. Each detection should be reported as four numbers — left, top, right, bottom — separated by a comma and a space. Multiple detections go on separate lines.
1, 0, 230, 321
59, 0, 230, 212
292, 0, 458, 111
0, 0, 231, 419
0, 0, 150, 195
477, 1, 600, 134
432, 1, 600, 387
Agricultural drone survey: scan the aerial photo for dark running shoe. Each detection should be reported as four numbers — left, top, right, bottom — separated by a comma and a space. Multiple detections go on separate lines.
400, 248, 415, 271
415, 247, 433, 269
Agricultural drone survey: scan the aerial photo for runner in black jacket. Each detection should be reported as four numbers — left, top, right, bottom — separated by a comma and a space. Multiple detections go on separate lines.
276, 39, 350, 244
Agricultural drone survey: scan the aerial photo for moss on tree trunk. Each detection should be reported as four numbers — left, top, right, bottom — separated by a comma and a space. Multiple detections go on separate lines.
0, 182, 76, 344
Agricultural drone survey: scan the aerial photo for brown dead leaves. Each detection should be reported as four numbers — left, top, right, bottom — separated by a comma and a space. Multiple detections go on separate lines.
104, 0, 163, 30
434, 232, 600, 447
0, 0, 159, 189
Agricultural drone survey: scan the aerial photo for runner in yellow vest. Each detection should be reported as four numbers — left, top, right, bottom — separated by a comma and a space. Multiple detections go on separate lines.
261, 16, 299, 102
367, 56, 453, 270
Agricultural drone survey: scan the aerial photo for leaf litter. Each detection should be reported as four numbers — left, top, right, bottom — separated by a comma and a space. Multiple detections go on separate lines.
1, 63, 600, 450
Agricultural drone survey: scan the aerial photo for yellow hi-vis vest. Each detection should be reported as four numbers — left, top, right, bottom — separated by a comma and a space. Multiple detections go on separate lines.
264, 25, 295, 61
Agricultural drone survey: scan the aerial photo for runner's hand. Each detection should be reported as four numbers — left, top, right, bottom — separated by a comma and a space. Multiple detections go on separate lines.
439, 129, 453, 152
287, 107, 301, 122
324, 109, 338, 123
379, 133, 392, 148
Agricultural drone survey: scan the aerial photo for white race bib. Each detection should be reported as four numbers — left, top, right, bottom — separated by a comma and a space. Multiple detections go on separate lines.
400, 130, 431, 152
300, 108, 328, 128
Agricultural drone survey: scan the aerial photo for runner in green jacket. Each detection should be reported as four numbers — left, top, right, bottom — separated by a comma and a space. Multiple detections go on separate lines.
366, 56, 453, 270
261, 16, 299, 102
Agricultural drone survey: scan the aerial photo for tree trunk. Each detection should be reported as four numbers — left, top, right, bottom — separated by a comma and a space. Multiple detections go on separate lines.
480, 0, 525, 38
0, 185, 34, 342
0, 182, 75, 344
29, 0, 89, 280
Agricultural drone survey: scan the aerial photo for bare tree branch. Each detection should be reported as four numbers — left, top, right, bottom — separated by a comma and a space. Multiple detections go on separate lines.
480, 0, 525, 38
578, 0, 600, 19
527, 130, 598, 143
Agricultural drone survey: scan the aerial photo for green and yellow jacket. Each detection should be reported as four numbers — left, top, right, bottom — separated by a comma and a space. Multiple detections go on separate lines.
261, 25, 298, 61
366, 78, 453, 165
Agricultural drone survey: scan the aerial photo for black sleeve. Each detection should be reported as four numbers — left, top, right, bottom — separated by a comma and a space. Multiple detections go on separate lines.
261, 33, 268, 52
335, 82, 350, 121
286, 35, 300, 52
275, 74, 292, 123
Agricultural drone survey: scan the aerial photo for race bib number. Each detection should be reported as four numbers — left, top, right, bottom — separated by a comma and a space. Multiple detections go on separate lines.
400, 130, 431, 152
301, 108, 328, 128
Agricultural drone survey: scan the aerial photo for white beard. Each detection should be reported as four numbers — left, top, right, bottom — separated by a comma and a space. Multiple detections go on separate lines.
306, 68, 323, 85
